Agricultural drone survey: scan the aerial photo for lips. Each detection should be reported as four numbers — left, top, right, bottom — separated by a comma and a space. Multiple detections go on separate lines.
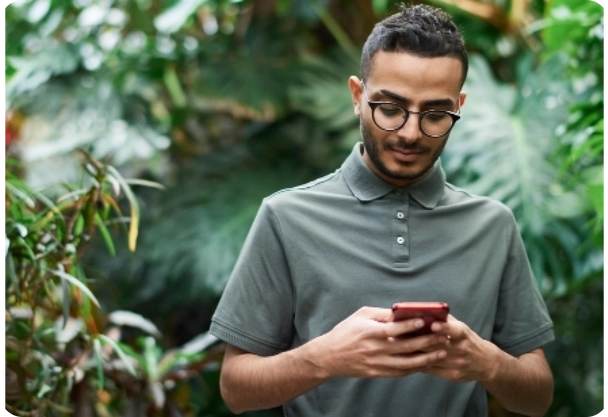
389, 147, 426, 162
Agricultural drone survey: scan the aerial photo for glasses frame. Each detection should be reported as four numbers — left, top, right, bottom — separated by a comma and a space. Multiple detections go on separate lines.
361, 82, 461, 138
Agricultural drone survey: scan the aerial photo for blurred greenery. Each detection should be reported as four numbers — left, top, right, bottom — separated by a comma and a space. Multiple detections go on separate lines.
5, 153, 229, 416
5, 0, 603, 416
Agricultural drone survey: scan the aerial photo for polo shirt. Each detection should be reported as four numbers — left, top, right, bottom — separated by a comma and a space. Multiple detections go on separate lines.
210, 142, 554, 416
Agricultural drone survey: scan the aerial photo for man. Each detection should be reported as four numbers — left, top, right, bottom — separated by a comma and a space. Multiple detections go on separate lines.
210, 4, 554, 416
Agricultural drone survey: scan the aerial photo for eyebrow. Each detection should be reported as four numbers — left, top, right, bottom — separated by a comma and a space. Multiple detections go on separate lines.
379, 89, 455, 108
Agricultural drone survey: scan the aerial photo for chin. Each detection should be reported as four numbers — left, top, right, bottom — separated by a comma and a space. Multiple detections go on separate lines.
385, 163, 432, 184
388, 163, 425, 177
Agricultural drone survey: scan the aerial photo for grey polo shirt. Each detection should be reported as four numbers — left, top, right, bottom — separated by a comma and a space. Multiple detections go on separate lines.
210, 142, 554, 416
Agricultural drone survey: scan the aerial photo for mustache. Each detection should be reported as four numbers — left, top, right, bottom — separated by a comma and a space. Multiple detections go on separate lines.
383, 140, 429, 153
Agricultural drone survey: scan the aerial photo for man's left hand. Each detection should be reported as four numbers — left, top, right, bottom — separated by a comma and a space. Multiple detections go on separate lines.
422, 315, 501, 383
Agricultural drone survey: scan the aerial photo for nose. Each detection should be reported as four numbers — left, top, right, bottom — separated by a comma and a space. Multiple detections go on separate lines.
397, 113, 424, 143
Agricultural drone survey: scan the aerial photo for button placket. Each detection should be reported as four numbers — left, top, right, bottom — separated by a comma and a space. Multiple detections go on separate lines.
392, 192, 410, 264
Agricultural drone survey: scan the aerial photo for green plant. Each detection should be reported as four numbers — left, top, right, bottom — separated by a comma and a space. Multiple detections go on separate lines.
5, 153, 224, 416
91, 330, 224, 416
541, 0, 603, 245
536, 1, 604, 414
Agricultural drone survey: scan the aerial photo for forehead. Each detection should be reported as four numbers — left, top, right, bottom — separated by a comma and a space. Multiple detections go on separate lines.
366, 51, 463, 99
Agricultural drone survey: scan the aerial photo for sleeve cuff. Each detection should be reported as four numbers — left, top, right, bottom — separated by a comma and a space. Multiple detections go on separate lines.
210, 319, 286, 357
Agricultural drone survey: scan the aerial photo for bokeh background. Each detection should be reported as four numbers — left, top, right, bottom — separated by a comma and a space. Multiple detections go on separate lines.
5, 0, 603, 416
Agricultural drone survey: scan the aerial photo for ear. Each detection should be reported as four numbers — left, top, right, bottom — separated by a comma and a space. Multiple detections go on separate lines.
458, 91, 467, 108
348, 76, 363, 118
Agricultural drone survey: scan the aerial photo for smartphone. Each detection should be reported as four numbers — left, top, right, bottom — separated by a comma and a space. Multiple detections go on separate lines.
391, 302, 450, 337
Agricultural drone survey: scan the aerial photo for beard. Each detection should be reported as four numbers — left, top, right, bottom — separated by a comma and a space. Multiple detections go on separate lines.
360, 118, 447, 184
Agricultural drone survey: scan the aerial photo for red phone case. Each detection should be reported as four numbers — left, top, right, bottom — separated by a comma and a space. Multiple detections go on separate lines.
391, 302, 449, 337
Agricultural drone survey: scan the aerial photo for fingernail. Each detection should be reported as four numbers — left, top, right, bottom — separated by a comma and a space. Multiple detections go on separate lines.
415, 319, 424, 328
438, 350, 447, 358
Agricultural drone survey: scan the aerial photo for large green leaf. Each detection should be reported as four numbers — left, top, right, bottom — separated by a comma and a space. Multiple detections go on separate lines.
443, 54, 600, 293
445, 55, 570, 228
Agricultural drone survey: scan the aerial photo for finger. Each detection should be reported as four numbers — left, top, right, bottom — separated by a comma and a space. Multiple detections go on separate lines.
414, 336, 451, 353
355, 306, 395, 322
372, 348, 448, 377
384, 318, 426, 338
396, 348, 447, 368
387, 333, 448, 355
430, 314, 463, 338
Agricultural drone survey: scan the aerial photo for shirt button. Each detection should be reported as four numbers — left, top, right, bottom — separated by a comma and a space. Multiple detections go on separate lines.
395, 190, 403, 196
397, 211, 405, 219
396, 236, 405, 244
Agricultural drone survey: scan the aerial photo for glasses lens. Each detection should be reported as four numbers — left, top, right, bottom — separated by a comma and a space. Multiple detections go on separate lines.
421, 111, 454, 137
373, 104, 407, 130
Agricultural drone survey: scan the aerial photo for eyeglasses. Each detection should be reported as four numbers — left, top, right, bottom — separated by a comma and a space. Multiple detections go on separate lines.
362, 82, 461, 138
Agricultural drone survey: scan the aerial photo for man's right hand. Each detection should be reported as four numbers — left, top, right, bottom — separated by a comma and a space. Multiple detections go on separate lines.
310, 306, 448, 379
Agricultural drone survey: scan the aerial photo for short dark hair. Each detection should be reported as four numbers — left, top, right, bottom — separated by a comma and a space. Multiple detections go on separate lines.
361, 3, 468, 87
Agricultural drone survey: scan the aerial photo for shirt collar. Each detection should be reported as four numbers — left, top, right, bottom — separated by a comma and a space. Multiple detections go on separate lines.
342, 142, 446, 209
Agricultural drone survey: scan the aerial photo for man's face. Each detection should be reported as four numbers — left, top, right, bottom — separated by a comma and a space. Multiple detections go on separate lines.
349, 51, 466, 188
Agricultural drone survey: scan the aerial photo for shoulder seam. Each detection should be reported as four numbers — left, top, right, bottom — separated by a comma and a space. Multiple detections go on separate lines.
445, 183, 509, 208
265, 169, 340, 200
444, 182, 481, 199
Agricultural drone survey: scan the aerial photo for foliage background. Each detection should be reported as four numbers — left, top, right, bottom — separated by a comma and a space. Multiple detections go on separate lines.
5, 0, 603, 415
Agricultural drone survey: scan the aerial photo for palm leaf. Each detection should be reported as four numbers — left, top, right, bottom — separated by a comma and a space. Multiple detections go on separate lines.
290, 49, 361, 148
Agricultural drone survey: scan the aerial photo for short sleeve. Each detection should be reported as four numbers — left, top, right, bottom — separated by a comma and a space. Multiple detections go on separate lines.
210, 200, 294, 356
492, 216, 554, 357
